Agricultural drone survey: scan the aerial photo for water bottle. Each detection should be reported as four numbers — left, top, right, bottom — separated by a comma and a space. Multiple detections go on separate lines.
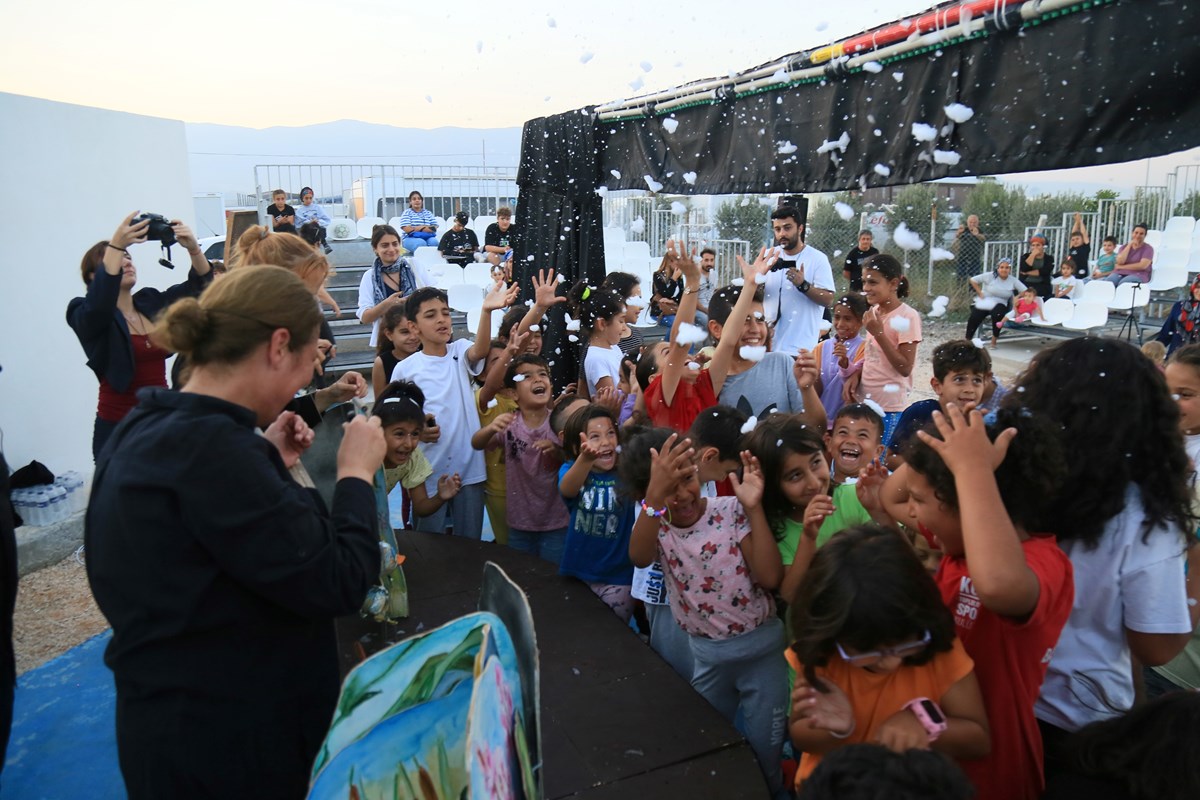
47, 485, 66, 524
10, 489, 28, 526
31, 489, 49, 526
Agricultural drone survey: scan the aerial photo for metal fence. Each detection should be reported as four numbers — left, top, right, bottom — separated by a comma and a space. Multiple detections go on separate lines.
251, 164, 519, 226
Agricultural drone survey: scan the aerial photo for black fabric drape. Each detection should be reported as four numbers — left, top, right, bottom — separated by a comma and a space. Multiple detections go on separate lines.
515, 109, 606, 390
595, 0, 1200, 195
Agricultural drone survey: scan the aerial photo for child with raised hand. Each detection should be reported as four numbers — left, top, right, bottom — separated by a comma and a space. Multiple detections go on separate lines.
392, 280, 518, 539
902, 405, 1074, 800
473, 336, 520, 545
503, 267, 565, 356
813, 294, 868, 428
844, 254, 922, 447
745, 412, 889, 606
567, 280, 627, 398
372, 380, 462, 529
645, 244, 774, 432
622, 429, 789, 798
473, 354, 569, 565
558, 404, 636, 619
630, 405, 749, 680
827, 403, 886, 487
788, 525, 990, 791
371, 304, 421, 399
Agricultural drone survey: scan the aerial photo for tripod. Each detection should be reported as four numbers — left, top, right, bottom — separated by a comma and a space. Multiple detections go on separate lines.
1115, 280, 1142, 343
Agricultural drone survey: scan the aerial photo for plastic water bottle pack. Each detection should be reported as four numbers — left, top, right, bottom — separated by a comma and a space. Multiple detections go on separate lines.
9, 471, 86, 527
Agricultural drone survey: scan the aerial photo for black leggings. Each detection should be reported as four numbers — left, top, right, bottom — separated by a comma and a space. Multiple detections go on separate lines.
966, 301, 1011, 340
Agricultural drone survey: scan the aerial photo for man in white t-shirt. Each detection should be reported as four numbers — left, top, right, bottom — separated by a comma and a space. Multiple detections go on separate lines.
763, 206, 834, 356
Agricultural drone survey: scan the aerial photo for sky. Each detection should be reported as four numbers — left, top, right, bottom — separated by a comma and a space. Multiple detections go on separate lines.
0, 0, 936, 129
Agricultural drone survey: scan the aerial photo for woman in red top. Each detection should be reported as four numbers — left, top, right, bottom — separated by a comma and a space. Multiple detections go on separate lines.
68, 213, 213, 460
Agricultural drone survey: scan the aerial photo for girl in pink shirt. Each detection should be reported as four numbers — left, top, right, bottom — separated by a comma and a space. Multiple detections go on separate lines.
846, 254, 922, 447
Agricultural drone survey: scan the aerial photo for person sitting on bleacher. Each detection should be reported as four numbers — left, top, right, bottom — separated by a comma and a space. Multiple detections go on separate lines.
294, 187, 333, 254
1105, 222, 1155, 286
484, 207, 519, 274
398, 191, 438, 253
438, 211, 479, 269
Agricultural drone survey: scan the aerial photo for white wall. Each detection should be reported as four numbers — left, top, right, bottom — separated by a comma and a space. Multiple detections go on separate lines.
0, 93, 197, 478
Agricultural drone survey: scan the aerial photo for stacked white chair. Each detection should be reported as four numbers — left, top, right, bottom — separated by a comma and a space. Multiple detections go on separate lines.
387, 216, 405, 230
462, 262, 495, 287
1147, 248, 1190, 291
1062, 303, 1109, 332
448, 283, 484, 328
356, 216, 385, 239
1076, 279, 1116, 305
1033, 298, 1074, 326
328, 218, 358, 241
1107, 282, 1151, 313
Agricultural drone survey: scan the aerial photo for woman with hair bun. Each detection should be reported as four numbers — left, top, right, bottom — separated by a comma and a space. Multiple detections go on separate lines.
85, 264, 386, 800
68, 212, 213, 459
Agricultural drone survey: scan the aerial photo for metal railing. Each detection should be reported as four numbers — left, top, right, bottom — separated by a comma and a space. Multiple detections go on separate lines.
252, 164, 518, 228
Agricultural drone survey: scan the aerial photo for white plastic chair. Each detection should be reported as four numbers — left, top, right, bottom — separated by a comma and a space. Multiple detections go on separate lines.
448, 283, 483, 314
462, 262, 496, 287
1147, 250, 1190, 290
356, 216, 385, 239
1107, 282, 1151, 311
328, 218, 358, 241
1076, 280, 1116, 305
472, 216, 497, 238
624, 241, 652, 265
1145, 230, 1164, 250
412, 245, 445, 267
1163, 216, 1196, 245
387, 216, 406, 230
1033, 298, 1073, 326
1062, 302, 1109, 331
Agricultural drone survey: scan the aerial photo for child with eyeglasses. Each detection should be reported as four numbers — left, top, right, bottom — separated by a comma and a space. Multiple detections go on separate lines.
786, 525, 990, 792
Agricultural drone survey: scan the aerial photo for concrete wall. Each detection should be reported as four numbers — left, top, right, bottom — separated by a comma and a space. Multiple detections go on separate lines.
0, 93, 196, 478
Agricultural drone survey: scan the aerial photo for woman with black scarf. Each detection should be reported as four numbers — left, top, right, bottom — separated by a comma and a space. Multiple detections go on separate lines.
1155, 275, 1200, 356
356, 224, 429, 349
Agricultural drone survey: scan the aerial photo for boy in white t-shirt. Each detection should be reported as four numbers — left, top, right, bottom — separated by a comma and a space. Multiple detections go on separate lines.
392, 281, 518, 538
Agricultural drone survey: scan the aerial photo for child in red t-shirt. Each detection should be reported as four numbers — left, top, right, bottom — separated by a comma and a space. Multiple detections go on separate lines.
897, 404, 1074, 800
642, 244, 775, 431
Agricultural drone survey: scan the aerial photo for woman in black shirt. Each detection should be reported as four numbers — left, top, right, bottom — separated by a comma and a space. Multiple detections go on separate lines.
85, 265, 386, 800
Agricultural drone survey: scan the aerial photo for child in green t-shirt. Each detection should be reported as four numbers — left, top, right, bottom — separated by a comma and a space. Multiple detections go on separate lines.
744, 408, 892, 606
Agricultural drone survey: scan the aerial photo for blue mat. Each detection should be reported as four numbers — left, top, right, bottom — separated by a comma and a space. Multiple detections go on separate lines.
2, 631, 124, 800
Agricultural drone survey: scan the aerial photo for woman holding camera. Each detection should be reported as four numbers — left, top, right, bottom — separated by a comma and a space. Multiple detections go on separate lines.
68, 212, 213, 460
85, 265, 385, 800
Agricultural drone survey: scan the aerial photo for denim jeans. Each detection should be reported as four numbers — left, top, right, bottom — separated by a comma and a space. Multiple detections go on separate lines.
507, 526, 567, 567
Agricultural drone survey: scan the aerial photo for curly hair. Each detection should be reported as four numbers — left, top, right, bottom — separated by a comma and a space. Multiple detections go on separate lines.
789, 525, 956, 688
743, 413, 827, 537
1004, 337, 1193, 547
905, 407, 1066, 533
1063, 691, 1200, 800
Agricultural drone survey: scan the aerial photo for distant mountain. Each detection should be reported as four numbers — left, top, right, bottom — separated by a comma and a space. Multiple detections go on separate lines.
186, 120, 522, 201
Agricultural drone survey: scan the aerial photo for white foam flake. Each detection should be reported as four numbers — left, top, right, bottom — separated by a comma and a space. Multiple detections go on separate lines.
682, 171, 697, 185
740, 416, 758, 434
580, 51, 594, 64
568, 334, 579, 343
730, 277, 745, 287
930, 247, 956, 262
629, 76, 644, 91
834, 202, 855, 221
816, 131, 851, 155
911, 122, 938, 142
512, 374, 527, 382
777, 141, 799, 155
662, 118, 679, 134
629, 216, 646, 234
873, 163, 892, 177
862, 398, 885, 417
529, 324, 541, 332
893, 222, 925, 251
972, 337, 986, 349
687, 362, 701, 371
944, 102, 974, 123
933, 149, 961, 165
640, 61, 653, 73
739, 346, 767, 362
547, 17, 556, 27
565, 315, 581, 332
862, 61, 883, 73
670, 201, 688, 215
475, 41, 483, 54
883, 383, 901, 393
889, 317, 911, 333
486, 398, 498, 409
644, 175, 664, 192
753, 273, 768, 284
674, 323, 708, 346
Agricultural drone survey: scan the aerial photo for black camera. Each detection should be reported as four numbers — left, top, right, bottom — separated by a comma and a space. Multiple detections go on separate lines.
132, 213, 178, 268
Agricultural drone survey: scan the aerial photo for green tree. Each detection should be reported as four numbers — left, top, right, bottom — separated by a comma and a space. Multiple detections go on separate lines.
714, 196, 771, 247
960, 179, 1028, 242
1174, 189, 1200, 219
806, 192, 859, 256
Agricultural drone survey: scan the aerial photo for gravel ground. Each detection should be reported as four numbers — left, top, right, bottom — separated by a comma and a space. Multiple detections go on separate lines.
10, 315, 1032, 675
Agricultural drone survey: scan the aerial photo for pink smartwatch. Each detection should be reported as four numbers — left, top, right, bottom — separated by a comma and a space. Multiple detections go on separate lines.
903, 697, 948, 742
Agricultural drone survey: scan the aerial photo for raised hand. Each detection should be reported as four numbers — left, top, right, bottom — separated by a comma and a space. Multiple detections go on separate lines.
792, 676, 854, 738
532, 268, 566, 309
436, 473, 463, 500
917, 403, 1016, 473
644, 433, 696, 507
483, 279, 519, 312
578, 432, 604, 464
729, 450, 766, 510
803, 493, 834, 541
793, 349, 818, 390
855, 458, 890, 518
738, 246, 778, 285
170, 220, 198, 252
111, 211, 150, 250
593, 385, 625, 416
489, 411, 516, 436
862, 306, 884, 337
506, 329, 530, 356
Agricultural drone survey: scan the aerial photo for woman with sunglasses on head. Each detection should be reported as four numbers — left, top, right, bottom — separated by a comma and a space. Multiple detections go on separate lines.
85, 265, 386, 800
68, 212, 213, 460
787, 524, 990, 794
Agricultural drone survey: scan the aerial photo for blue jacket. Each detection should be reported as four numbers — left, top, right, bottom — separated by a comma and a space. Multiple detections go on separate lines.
66, 265, 211, 392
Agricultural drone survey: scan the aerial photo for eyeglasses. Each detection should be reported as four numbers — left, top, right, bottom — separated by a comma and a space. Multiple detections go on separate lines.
836, 630, 931, 666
